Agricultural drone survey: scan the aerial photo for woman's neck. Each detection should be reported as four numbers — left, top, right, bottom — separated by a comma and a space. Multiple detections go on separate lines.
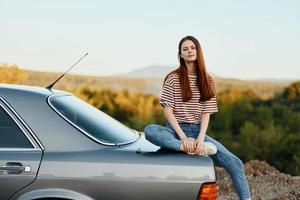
185, 62, 196, 75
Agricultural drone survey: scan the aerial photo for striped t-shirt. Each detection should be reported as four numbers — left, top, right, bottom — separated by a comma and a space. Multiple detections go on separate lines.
160, 73, 218, 123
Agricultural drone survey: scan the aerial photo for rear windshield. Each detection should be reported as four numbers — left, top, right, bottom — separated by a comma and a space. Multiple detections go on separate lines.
49, 95, 138, 145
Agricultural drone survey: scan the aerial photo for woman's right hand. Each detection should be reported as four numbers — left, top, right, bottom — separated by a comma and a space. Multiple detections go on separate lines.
181, 138, 196, 153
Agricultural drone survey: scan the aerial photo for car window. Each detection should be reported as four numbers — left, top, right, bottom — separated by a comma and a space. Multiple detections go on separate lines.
0, 105, 33, 148
49, 95, 138, 145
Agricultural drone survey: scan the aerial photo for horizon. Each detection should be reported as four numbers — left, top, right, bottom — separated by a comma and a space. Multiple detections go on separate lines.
1, 0, 299, 80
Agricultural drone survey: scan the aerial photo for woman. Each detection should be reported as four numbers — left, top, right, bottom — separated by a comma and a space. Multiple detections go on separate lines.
144, 36, 251, 200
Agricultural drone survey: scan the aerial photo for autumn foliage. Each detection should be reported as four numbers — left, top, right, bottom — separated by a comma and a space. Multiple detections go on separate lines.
0, 63, 28, 84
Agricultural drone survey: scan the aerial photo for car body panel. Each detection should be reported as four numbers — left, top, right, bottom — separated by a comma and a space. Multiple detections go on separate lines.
12, 146, 215, 200
0, 149, 42, 200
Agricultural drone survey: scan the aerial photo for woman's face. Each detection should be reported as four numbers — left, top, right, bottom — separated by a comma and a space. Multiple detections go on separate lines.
180, 39, 197, 62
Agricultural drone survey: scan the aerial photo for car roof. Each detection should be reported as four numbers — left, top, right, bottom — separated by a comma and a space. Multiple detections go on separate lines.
0, 84, 68, 97
0, 84, 100, 151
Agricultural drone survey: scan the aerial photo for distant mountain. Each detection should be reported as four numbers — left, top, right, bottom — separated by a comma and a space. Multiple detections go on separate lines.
121, 65, 219, 78
120, 65, 174, 78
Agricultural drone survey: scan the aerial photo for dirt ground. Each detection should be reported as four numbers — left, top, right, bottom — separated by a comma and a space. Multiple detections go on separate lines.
216, 160, 300, 200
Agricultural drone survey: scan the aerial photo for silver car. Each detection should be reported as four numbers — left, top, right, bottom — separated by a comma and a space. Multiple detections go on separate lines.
0, 84, 217, 200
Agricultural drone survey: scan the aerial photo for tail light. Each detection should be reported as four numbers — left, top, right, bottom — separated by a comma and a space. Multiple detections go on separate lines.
198, 183, 218, 200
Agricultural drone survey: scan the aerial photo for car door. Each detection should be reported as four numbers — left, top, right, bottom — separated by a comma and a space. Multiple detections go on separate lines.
0, 99, 43, 200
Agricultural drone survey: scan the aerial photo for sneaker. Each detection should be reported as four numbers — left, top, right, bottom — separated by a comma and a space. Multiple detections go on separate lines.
203, 142, 217, 155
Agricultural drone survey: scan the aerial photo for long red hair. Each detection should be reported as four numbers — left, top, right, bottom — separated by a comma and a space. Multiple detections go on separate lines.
164, 36, 215, 102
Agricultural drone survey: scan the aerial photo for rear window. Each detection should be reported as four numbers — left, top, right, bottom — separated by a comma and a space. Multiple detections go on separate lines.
49, 95, 138, 145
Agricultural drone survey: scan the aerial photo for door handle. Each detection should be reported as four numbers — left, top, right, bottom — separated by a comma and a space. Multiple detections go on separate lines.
0, 162, 31, 174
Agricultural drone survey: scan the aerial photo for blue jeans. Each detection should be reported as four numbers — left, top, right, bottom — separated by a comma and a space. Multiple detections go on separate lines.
144, 123, 251, 200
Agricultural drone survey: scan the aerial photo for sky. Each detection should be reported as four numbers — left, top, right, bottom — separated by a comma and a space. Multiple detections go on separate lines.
0, 0, 299, 80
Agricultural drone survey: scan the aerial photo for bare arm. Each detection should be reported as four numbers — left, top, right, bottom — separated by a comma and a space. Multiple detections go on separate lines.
164, 107, 187, 140
195, 113, 211, 155
164, 107, 195, 152
197, 113, 210, 142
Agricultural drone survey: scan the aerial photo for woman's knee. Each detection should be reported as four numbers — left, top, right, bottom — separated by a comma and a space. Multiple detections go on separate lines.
217, 151, 244, 172
228, 155, 245, 173
232, 155, 244, 168
144, 124, 159, 140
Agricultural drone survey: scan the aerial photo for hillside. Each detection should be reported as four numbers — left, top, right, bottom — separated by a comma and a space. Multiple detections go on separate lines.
20, 69, 162, 95
14, 69, 293, 100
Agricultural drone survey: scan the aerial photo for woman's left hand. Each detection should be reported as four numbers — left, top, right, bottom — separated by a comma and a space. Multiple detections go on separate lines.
194, 140, 205, 155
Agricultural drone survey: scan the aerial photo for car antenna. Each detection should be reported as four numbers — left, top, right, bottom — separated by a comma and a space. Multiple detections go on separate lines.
46, 52, 89, 90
